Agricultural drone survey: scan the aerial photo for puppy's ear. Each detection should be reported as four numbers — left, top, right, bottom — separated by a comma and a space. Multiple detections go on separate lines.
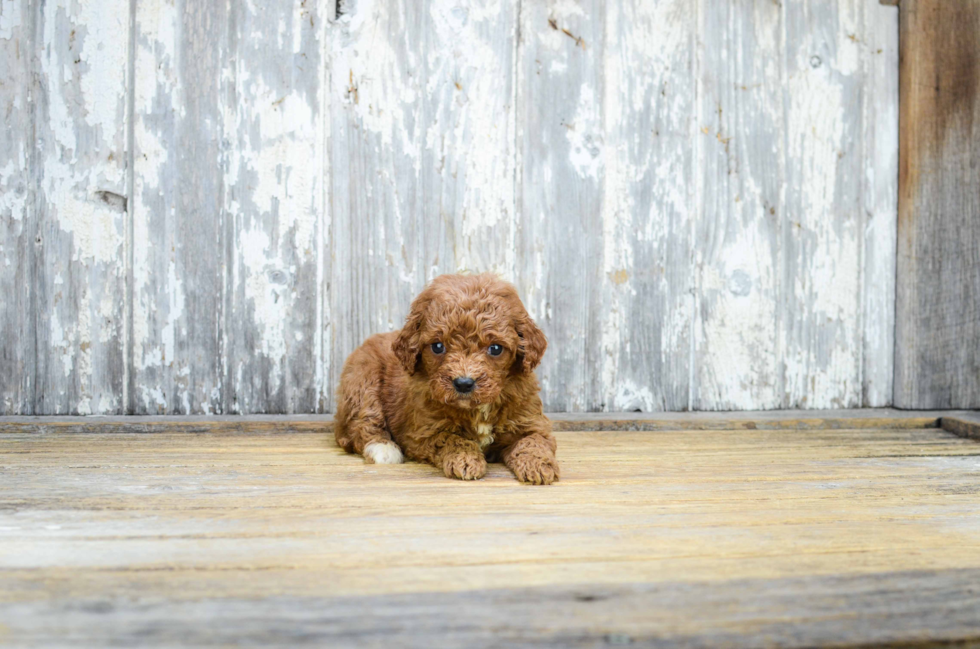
515, 311, 547, 374
392, 291, 429, 375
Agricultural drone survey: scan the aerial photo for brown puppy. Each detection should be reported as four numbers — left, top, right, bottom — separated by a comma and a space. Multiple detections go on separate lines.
334, 273, 559, 485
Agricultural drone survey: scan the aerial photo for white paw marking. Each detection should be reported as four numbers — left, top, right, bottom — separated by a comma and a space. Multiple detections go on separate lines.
364, 442, 404, 465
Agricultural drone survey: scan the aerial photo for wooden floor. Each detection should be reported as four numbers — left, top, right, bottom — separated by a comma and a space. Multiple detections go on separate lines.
2, 411, 980, 647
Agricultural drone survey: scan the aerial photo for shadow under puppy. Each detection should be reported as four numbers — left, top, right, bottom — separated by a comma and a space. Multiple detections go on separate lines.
335, 273, 559, 484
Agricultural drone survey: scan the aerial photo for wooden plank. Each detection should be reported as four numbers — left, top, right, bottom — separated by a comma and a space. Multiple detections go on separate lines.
696, 0, 897, 412
942, 412, 980, 441
780, 0, 866, 409
4, 571, 980, 648
591, 0, 694, 411
548, 408, 948, 431
895, 0, 980, 409
0, 409, 963, 434
694, 0, 783, 410
862, 0, 899, 407
221, 0, 327, 413
516, 0, 603, 411
1, 426, 980, 646
32, 0, 130, 414
327, 0, 427, 412
418, 0, 518, 278
0, 0, 35, 415
131, 0, 228, 414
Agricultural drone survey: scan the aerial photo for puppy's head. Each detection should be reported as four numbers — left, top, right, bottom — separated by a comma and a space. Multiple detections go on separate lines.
392, 273, 546, 409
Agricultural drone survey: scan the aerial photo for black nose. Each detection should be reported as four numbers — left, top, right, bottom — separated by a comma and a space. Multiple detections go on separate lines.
453, 377, 476, 393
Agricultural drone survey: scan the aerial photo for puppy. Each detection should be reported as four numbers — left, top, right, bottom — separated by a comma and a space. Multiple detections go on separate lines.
334, 273, 559, 485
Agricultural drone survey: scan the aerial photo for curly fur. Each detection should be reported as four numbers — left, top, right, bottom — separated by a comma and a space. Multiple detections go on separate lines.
334, 273, 559, 484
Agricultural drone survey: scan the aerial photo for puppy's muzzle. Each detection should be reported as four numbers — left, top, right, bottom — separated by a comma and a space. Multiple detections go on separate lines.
452, 376, 476, 394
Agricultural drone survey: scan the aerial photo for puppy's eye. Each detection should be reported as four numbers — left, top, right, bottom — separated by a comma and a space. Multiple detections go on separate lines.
430, 342, 445, 355
488, 344, 504, 357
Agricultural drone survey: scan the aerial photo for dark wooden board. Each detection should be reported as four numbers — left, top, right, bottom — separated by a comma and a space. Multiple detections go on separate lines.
895, 0, 980, 409
942, 412, 980, 440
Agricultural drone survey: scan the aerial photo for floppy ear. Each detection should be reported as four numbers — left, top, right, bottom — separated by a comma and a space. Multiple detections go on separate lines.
515, 311, 547, 374
392, 292, 429, 375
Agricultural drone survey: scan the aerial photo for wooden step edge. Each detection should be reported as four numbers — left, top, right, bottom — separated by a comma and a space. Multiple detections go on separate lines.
0, 409, 973, 435
940, 413, 980, 441
548, 409, 956, 431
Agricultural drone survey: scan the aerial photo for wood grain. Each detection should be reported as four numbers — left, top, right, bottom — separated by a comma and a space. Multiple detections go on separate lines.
781, 0, 866, 410
0, 0, 901, 414
942, 412, 980, 441
221, 0, 327, 413
862, 0, 899, 407
4, 572, 980, 647
594, 0, 694, 412
327, 0, 426, 413
695, 0, 783, 410
33, 0, 130, 414
419, 0, 519, 280
1, 423, 980, 646
131, 0, 229, 415
0, 0, 35, 414
516, 0, 603, 412
696, 0, 899, 411
895, 0, 980, 409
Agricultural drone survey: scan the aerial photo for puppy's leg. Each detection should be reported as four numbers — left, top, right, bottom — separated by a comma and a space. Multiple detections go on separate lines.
404, 428, 487, 480
336, 399, 403, 465
502, 432, 560, 485
335, 347, 403, 465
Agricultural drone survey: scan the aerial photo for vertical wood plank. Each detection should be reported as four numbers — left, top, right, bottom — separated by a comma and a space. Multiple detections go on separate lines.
130, 0, 176, 413
0, 0, 35, 414
131, 0, 228, 414
862, 1, 898, 407
328, 0, 425, 410
33, 0, 130, 414
419, 0, 518, 279
222, 0, 326, 413
895, 0, 980, 409
516, 0, 603, 412
694, 0, 783, 410
781, 0, 865, 409
593, 0, 694, 411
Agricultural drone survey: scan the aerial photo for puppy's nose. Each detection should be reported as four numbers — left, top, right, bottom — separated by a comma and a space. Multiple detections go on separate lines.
452, 377, 476, 394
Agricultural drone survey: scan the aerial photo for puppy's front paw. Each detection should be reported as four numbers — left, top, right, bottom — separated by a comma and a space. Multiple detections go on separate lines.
443, 452, 487, 481
510, 453, 560, 485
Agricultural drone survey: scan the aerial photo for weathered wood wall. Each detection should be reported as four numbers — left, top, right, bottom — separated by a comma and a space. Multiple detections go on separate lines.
895, 0, 980, 410
0, 0, 898, 414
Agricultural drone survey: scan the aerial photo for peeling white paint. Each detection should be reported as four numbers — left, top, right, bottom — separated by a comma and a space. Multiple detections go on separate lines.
0, 160, 27, 218
0, 0, 898, 415
784, 50, 858, 409
0, 0, 24, 40
28, 0, 130, 414
333, 0, 419, 156
76, 2, 129, 138
239, 227, 287, 389
566, 84, 603, 180
40, 1, 126, 266
425, 0, 517, 276
159, 259, 185, 371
